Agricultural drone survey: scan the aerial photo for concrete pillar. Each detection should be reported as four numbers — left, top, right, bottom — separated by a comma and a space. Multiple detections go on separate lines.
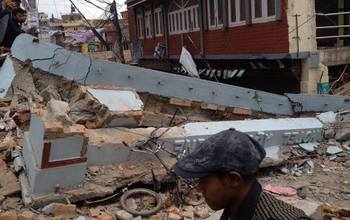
300, 59, 329, 94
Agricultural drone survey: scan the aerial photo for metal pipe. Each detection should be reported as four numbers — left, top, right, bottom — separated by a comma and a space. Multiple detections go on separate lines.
317, 25, 350, 29
316, 11, 350, 16
317, 34, 350, 39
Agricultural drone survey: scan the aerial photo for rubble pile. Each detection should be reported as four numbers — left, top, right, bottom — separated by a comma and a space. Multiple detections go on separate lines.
0, 43, 350, 219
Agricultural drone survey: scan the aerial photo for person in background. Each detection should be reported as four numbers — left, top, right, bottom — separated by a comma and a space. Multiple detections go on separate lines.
0, 0, 18, 48
0, 7, 26, 48
173, 129, 312, 220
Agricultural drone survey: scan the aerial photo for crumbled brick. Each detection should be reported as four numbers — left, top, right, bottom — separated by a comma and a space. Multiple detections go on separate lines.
18, 211, 34, 220
0, 210, 18, 220
116, 210, 133, 220
52, 203, 76, 218
194, 208, 210, 219
232, 107, 253, 116
169, 98, 192, 107
97, 213, 113, 220
167, 213, 182, 220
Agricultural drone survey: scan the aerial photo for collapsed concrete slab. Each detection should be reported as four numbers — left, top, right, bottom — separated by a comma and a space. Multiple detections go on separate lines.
21, 112, 324, 201
69, 86, 144, 128
10, 34, 350, 115
0, 56, 16, 98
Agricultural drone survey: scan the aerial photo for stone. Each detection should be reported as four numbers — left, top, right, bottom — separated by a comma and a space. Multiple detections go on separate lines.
45, 99, 73, 126
148, 213, 166, 220
323, 128, 335, 139
335, 129, 350, 142
97, 214, 113, 220
0, 210, 18, 220
182, 211, 194, 220
194, 208, 210, 219
18, 211, 34, 220
52, 203, 76, 218
116, 210, 133, 220
75, 216, 87, 220
167, 213, 182, 220
344, 160, 350, 168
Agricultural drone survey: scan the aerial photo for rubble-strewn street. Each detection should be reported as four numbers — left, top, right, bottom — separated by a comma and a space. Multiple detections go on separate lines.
0, 34, 350, 220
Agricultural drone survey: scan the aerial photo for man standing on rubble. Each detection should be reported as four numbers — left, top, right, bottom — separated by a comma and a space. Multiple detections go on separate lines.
173, 129, 312, 220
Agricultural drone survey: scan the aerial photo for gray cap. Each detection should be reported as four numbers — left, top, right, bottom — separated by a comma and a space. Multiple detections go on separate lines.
173, 129, 266, 179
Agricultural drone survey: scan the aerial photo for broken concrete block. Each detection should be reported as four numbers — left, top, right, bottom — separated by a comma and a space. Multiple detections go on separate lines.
327, 146, 343, 155
298, 143, 318, 152
116, 210, 133, 220
169, 98, 192, 107
0, 210, 18, 220
45, 99, 73, 126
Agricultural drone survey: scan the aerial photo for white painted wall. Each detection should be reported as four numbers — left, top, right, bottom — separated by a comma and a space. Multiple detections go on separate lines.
287, 0, 317, 53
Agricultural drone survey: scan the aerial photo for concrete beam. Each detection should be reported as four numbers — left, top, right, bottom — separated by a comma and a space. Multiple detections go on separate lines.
319, 46, 350, 66
0, 56, 16, 98
10, 34, 350, 115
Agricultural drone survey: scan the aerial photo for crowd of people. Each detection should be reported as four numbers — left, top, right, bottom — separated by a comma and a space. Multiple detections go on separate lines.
0, 0, 28, 53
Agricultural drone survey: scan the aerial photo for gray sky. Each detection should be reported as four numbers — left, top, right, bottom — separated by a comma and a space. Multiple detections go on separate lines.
38, 0, 126, 19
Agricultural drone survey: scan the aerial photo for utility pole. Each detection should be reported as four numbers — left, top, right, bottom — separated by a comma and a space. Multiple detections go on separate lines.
111, 0, 125, 63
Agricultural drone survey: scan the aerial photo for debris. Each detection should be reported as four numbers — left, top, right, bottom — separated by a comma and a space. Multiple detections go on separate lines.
0, 210, 18, 220
316, 111, 337, 124
280, 167, 289, 175
0, 136, 17, 152
194, 207, 210, 219
327, 146, 343, 155
0, 159, 20, 198
42, 203, 76, 218
18, 210, 34, 220
116, 210, 133, 220
168, 212, 182, 220
263, 184, 297, 196
97, 213, 113, 220
75, 216, 86, 220
298, 143, 318, 153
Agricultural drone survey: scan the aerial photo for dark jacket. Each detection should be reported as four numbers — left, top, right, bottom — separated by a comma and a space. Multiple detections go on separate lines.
0, 9, 23, 48
220, 181, 313, 220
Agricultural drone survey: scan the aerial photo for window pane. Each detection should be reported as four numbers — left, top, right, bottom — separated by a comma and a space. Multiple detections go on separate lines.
184, 10, 187, 30
267, 0, 275, 16
193, 8, 197, 28
218, 0, 224, 25
176, 13, 179, 31
240, 0, 245, 21
155, 13, 159, 34
188, 10, 192, 29
230, 0, 236, 22
172, 14, 175, 31
254, 0, 262, 18
209, 0, 215, 26
180, 12, 183, 30
160, 11, 163, 34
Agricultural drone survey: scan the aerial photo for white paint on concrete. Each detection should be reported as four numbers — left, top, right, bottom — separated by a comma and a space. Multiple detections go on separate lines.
87, 88, 143, 112
183, 118, 323, 136
0, 56, 16, 98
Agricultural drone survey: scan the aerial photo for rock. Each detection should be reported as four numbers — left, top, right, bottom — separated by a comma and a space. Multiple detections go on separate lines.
168, 213, 182, 220
1, 197, 22, 210
45, 99, 73, 126
335, 130, 350, 142
148, 213, 166, 220
18, 211, 34, 220
41, 203, 54, 215
116, 210, 133, 220
97, 214, 113, 220
280, 167, 289, 175
75, 216, 87, 220
194, 208, 210, 219
324, 129, 335, 139
0, 210, 18, 220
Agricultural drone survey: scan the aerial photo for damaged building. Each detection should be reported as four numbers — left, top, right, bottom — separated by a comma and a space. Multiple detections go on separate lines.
0, 33, 349, 220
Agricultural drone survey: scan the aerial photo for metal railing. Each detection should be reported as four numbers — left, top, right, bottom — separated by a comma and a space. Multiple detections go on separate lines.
316, 11, 350, 40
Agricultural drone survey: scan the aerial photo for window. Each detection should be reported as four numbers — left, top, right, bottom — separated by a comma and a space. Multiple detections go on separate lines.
168, 5, 200, 35
154, 8, 163, 36
136, 13, 144, 39
208, 0, 224, 28
228, 0, 246, 25
252, 0, 276, 22
145, 10, 153, 38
